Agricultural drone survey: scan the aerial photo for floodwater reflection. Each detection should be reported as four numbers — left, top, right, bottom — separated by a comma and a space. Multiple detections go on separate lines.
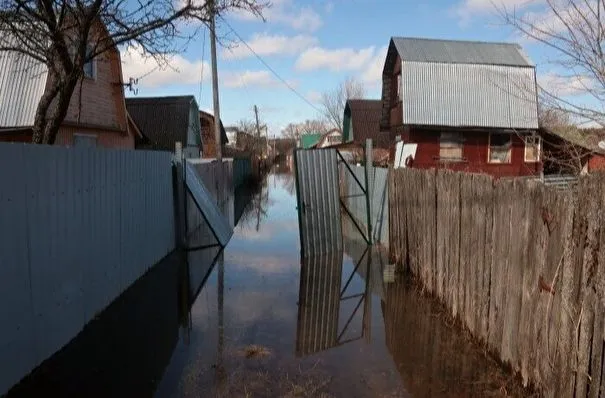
5, 167, 531, 397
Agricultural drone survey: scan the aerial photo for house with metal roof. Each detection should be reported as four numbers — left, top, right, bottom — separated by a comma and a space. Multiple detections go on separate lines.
342, 99, 390, 148
125, 96, 202, 157
199, 110, 228, 158
381, 37, 541, 177
0, 31, 139, 148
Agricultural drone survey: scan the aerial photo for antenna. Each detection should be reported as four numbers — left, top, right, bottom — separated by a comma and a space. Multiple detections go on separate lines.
124, 77, 139, 95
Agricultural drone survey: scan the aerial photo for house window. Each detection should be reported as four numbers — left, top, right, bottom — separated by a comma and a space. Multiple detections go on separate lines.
488, 133, 512, 163
439, 131, 463, 161
396, 74, 402, 101
83, 44, 96, 79
74, 133, 97, 148
524, 135, 541, 162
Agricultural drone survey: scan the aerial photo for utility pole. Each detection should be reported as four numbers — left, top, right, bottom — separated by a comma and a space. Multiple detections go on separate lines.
210, 0, 222, 162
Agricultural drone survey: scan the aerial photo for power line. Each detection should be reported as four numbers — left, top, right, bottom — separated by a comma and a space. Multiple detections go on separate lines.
217, 15, 323, 114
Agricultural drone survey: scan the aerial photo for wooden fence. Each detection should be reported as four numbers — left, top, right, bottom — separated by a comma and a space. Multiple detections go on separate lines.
389, 168, 605, 397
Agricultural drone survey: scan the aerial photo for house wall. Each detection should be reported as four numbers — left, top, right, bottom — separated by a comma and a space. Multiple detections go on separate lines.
407, 127, 542, 178
61, 47, 128, 133
0, 143, 175, 395
56, 125, 134, 149
187, 103, 202, 148
589, 153, 605, 171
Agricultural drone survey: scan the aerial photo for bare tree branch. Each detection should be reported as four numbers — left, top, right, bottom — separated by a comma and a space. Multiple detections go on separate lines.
320, 76, 365, 132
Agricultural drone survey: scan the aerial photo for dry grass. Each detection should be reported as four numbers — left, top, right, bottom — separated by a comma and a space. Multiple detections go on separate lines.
237, 345, 272, 359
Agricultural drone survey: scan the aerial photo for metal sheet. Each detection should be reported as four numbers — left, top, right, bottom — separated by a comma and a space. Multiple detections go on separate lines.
392, 37, 533, 66
184, 160, 233, 247
401, 61, 538, 129
296, 250, 343, 357
0, 36, 48, 127
294, 149, 342, 257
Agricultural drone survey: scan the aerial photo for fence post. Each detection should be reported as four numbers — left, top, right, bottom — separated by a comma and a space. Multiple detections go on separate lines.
365, 139, 373, 245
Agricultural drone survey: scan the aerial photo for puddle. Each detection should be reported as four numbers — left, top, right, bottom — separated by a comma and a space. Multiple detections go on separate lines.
5, 165, 531, 398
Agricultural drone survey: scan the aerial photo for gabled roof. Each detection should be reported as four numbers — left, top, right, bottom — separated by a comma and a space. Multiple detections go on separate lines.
345, 99, 390, 148
391, 37, 533, 67
300, 133, 322, 149
126, 96, 198, 150
0, 35, 49, 128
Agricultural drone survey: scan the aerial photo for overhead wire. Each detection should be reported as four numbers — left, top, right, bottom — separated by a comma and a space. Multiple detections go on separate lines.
217, 15, 323, 114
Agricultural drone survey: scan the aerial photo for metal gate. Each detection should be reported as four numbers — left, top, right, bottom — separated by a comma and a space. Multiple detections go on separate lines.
294, 148, 342, 257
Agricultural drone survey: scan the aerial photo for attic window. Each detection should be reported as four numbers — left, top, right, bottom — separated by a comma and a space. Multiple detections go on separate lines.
488, 133, 512, 163
397, 74, 402, 101
83, 44, 96, 79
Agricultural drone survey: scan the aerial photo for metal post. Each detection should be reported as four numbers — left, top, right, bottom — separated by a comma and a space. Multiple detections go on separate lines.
364, 139, 373, 245
209, 0, 222, 162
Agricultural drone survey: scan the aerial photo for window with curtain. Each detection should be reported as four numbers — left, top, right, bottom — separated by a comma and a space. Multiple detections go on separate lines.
524, 135, 541, 162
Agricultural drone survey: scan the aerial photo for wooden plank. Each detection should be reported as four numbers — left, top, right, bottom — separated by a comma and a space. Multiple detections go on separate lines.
449, 172, 461, 319
481, 174, 494, 343
435, 170, 447, 302
459, 173, 473, 332
426, 169, 437, 294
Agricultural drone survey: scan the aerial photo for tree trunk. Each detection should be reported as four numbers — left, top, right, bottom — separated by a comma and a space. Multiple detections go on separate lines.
31, 70, 79, 145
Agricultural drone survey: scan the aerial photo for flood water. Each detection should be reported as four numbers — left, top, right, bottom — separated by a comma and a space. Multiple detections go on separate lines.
6, 164, 530, 398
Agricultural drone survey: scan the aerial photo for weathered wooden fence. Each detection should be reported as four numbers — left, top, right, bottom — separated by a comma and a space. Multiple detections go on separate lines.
389, 168, 605, 397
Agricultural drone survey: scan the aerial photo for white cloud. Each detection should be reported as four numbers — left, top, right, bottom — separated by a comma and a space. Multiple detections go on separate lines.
306, 90, 322, 103
295, 46, 376, 72
454, 0, 542, 24
222, 33, 317, 60
539, 73, 593, 96
222, 70, 296, 89
231, 0, 322, 32
361, 46, 388, 87
121, 46, 209, 88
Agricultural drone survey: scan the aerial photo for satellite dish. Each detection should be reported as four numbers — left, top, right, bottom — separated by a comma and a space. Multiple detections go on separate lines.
598, 140, 605, 150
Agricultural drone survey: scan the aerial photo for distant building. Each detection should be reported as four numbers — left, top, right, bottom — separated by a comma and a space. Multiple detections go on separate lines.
199, 110, 228, 158
126, 95, 201, 157
300, 133, 323, 149
314, 129, 343, 148
381, 37, 541, 178
342, 100, 389, 148
224, 126, 240, 148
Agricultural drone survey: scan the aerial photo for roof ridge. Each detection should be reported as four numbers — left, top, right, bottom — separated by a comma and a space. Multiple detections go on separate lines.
391, 36, 521, 47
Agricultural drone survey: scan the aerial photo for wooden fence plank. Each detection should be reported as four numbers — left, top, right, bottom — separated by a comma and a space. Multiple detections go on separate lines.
435, 170, 447, 302
460, 174, 473, 332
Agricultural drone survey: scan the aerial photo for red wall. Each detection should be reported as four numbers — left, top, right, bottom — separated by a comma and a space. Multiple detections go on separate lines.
406, 128, 542, 178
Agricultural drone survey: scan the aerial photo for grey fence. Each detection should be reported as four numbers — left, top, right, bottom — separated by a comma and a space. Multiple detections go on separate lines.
233, 157, 252, 190
341, 165, 389, 246
0, 143, 175, 395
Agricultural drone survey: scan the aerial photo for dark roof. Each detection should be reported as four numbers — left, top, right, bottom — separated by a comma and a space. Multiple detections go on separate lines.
346, 99, 390, 148
542, 127, 605, 154
126, 96, 198, 150
391, 37, 533, 67
199, 110, 228, 144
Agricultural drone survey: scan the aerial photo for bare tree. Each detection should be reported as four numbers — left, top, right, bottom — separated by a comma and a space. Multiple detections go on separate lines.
0, 0, 265, 144
281, 119, 327, 142
500, 0, 605, 126
320, 76, 365, 132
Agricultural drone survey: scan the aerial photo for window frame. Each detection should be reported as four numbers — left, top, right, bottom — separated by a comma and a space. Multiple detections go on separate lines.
73, 133, 98, 148
396, 73, 402, 101
487, 132, 512, 164
524, 135, 541, 163
439, 131, 464, 161
83, 43, 97, 80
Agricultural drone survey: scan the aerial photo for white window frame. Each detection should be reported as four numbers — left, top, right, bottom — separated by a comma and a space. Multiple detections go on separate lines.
396, 73, 402, 101
524, 135, 541, 163
488, 133, 512, 164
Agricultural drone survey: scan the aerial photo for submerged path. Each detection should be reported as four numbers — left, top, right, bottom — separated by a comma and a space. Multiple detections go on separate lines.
7, 167, 529, 398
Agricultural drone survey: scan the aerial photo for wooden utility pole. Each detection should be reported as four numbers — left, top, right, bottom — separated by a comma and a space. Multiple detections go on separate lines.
210, 0, 222, 161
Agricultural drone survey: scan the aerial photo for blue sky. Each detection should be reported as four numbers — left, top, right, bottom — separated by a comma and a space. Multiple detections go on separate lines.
121, 0, 569, 136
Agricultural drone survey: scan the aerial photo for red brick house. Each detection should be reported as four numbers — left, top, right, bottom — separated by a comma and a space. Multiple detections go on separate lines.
0, 25, 139, 148
199, 110, 228, 158
381, 37, 541, 178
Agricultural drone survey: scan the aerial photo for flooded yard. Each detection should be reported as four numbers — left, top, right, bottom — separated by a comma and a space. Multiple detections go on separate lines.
6, 166, 530, 398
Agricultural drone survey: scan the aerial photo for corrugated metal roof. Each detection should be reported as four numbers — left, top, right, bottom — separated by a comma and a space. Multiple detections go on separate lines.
0, 36, 48, 127
392, 37, 533, 66
401, 62, 538, 129
126, 96, 197, 151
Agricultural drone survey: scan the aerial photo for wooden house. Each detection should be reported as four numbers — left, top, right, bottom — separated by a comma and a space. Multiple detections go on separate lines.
381, 37, 541, 178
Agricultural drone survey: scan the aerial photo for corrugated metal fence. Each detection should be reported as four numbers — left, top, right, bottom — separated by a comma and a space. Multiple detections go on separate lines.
0, 143, 175, 395
341, 165, 389, 246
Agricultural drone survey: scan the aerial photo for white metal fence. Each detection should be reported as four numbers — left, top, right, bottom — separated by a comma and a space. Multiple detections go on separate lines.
0, 143, 175, 395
